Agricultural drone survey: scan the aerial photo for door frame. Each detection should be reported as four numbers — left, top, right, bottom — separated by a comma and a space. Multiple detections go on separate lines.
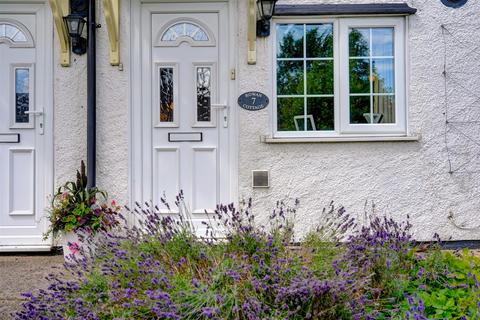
129, 0, 238, 212
0, 0, 54, 251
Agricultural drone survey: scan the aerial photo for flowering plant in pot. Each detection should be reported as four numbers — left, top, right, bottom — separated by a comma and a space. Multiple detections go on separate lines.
44, 161, 120, 259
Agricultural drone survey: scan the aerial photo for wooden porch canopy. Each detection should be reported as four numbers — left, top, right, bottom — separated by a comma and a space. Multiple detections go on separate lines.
49, 0, 119, 67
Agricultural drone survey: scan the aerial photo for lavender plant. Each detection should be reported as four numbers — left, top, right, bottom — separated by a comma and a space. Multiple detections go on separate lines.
15, 195, 480, 320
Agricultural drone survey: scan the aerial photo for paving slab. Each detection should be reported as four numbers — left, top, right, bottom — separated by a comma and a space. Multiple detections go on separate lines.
0, 252, 64, 320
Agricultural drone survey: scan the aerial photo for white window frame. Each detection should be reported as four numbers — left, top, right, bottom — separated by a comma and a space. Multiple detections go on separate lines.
339, 17, 406, 134
272, 16, 407, 138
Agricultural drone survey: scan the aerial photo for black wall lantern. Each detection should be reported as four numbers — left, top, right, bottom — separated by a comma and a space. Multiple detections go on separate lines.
63, 0, 88, 55
257, 0, 278, 37
64, 13, 87, 54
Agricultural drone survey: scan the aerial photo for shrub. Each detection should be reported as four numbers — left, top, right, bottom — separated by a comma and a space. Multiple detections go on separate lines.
44, 161, 120, 240
16, 196, 480, 320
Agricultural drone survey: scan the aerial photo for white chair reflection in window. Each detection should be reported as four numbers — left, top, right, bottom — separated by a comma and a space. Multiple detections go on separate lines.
294, 115, 316, 131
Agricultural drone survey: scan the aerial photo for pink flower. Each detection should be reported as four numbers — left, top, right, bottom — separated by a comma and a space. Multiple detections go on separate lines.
111, 200, 117, 207
68, 242, 80, 255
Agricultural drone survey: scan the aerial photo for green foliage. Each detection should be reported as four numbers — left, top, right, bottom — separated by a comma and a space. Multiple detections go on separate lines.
20, 200, 480, 320
44, 161, 120, 239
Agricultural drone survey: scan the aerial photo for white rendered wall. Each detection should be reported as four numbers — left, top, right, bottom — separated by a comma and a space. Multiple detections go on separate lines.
236, 0, 480, 241
53, 0, 130, 203
52, 0, 480, 241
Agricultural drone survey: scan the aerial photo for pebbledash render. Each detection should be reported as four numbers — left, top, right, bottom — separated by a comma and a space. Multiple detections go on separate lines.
0, 0, 479, 251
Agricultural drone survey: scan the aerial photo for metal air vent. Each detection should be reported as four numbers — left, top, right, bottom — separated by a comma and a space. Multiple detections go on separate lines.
252, 170, 270, 188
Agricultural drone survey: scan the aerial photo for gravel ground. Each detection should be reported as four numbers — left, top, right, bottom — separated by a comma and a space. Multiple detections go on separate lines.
0, 251, 64, 320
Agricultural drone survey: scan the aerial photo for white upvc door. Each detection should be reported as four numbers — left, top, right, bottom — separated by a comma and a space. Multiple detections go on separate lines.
140, 2, 231, 230
0, 3, 52, 251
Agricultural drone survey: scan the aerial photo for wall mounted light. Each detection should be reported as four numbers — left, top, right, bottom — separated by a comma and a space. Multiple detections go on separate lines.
256, 0, 278, 37
63, 0, 88, 55
64, 13, 87, 54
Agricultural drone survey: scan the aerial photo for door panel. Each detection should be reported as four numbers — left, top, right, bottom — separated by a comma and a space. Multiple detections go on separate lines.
142, 3, 230, 220
0, 5, 51, 250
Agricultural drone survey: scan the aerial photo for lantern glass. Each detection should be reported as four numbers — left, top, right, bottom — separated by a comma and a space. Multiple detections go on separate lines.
257, 0, 277, 20
64, 14, 86, 38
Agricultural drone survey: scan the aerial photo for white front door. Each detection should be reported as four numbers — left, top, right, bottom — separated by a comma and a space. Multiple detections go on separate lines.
0, 3, 52, 250
140, 2, 231, 225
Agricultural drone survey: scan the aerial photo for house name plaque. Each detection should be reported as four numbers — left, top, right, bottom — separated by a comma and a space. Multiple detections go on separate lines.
238, 91, 269, 111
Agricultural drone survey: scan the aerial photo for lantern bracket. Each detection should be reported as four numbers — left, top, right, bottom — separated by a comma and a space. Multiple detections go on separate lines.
49, 0, 70, 67
102, 0, 120, 66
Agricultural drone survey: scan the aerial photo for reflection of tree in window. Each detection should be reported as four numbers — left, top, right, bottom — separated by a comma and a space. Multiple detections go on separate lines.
349, 28, 395, 124
15, 68, 29, 123
276, 24, 335, 131
159, 68, 174, 122
197, 67, 211, 122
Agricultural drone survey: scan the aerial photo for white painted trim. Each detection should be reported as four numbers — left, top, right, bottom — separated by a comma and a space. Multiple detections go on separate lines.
0, 245, 52, 252
271, 18, 338, 137
271, 16, 408, 138
339, 17, 406, 134
8, 148, 35, 216
262, 135, 419, 143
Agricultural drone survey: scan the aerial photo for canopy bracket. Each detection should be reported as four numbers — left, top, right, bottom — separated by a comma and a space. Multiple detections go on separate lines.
48, 0, 70, 67
102, 0, 120, 66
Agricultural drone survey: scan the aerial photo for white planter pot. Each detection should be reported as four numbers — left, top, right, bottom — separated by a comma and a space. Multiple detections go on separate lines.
62, 231, 96, 260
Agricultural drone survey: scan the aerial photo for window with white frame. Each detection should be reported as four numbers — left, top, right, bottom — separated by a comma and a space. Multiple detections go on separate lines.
274, 17, 406, 137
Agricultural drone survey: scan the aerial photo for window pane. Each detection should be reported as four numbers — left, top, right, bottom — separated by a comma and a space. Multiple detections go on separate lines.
349, 28, 370, 57
197, 67, 212, 122
373, 95, 395, 123
159, 68, 174, 122
372, 59, 394, 93
349, 59, 370, 94
15, 68, 29, 124
277, 61, 304, 95
306, 24, 333, 58
372, 28, 394, 56
307, 61, 333, 95
277, 24, 304, 58
5, 25, 18, 39
350, 96, 370, 124
277, 98, 304, 131
307, 97, 334, 131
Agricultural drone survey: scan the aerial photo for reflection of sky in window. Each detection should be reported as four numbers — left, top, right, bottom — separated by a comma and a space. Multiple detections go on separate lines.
0, 23, 27, 42
372, 28, 393, 56
15, 69, 29, 94
373, 59, 394, 93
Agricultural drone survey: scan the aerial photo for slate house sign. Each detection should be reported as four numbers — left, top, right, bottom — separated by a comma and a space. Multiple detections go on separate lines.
238, 91, 269, 111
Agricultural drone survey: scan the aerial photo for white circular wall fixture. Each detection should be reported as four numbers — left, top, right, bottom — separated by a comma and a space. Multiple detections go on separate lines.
441, 0, 468, 8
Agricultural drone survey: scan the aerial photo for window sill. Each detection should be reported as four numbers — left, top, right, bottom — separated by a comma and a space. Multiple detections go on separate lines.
261, 135, 420, 144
